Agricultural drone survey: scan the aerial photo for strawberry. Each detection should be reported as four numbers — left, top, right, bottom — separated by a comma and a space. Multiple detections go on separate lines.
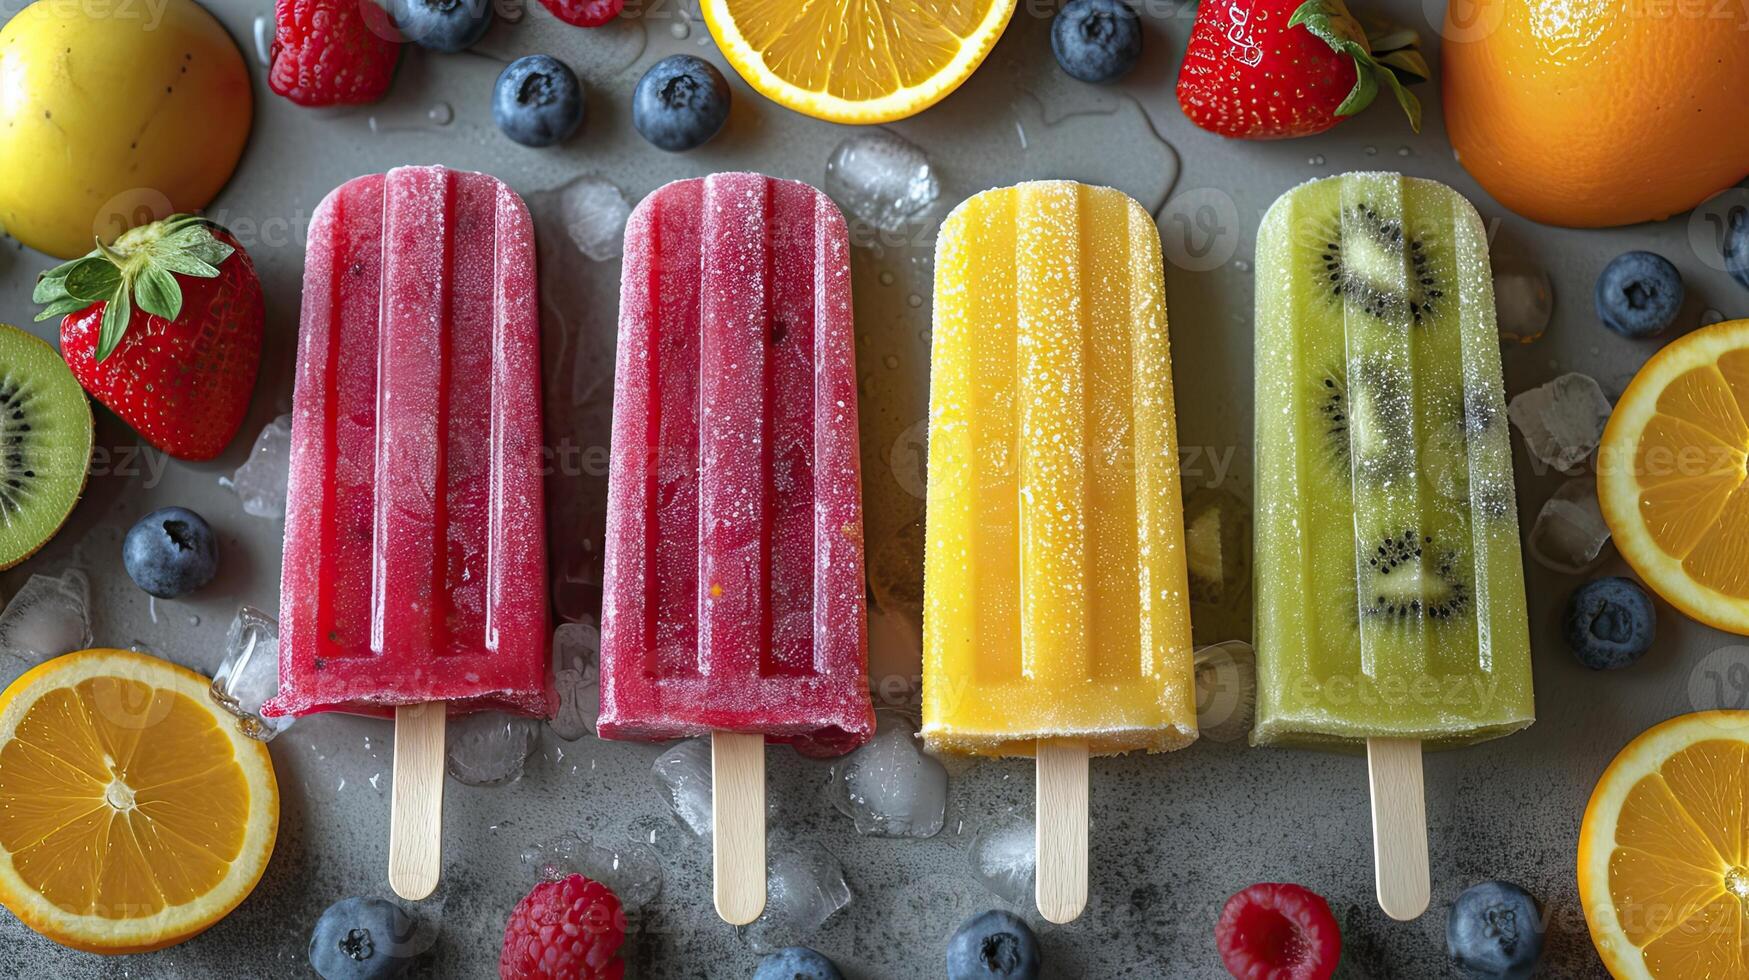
270, 0, 402, 106
1176, 0, 1427, 140
34, 217, 264, 462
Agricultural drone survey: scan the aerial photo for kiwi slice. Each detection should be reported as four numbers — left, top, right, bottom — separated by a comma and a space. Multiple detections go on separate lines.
1309, 202, 1447, 326
0, 325, 93, 570
1360, 530, 1470, 622
1422, 390, 1505, 502
1314, 358, 1413, 480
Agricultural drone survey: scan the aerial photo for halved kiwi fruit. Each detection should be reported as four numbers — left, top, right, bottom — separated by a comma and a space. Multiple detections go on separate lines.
0, 324, 93, 569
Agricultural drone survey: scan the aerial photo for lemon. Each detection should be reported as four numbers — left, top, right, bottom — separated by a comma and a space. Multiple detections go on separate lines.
0, 649, 277, 953
1598, 318, 1749, 634
1579, 711, 1749, 978
702, 0, 1017, 124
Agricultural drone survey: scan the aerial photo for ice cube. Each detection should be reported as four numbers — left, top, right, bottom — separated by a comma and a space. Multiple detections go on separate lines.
0, 569, 91, 662
210, 605, 293, 741
1507, 373, 1613, 474
550, 620, 600, 741
1494, 265, 1554, 345
967, 810, 1035, 906
222, 414, 293, 519
1194, 641, 1257, 743
519, 832, 664, 909
824, 130, 940, 233
652, 738, 714, 839
445, 712, 542, 786
558, 177, 632, 262
1528, 478, 1612, 575
828, 711, 946, 838
738, 841, 852, 954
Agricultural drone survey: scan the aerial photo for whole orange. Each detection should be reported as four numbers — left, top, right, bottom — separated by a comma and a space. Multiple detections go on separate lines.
1442, 0, 1749, 228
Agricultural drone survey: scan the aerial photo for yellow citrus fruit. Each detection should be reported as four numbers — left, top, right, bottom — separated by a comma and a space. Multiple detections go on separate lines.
1598, 319, 1749, 634
1579, 711, 1749, 978
1442, 0, 1749, 227
702, 0, 1016, 124
0, 649, 277, 953
0, 0, 254, 259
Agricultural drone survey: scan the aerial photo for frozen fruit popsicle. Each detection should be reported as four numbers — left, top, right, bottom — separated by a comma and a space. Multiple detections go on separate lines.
1252, 172, 1534, 919
598, 172, 873, 924
922, 181, 1198, 924
268, 165, 550, 899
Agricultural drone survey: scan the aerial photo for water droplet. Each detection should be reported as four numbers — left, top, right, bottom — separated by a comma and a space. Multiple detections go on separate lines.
671, 20, 690, 39
1397, 146, 1412, 157
1307, 155, 1325, 166
918, 328, 933, 345
500, 0, 525, 22
907, 293, 923, 308
1703, 308, 1726, 326
878, 270, 895, 286
428, 102, 454, 126
1234, 259, 1251, 272
252, 16, 273, 67
1008, 90, 1180, 215
1363, 145, 1378, 156
882, 355, 900, 370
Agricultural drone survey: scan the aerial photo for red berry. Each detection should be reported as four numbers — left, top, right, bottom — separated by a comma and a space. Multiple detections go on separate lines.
270, 0, 402, 106
500, 874, 626, 980
536, 0, 624, 27
1175, 0, 1423, 141
1215, 882, 1342, 980
49, 222, 264, 461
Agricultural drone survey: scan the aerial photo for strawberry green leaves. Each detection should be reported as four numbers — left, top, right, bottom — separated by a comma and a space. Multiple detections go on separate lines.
33, 214, 235, 362
1290, 0, 1426, 133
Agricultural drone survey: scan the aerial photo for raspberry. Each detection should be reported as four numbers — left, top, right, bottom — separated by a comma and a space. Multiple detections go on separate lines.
500, 874, 626, 980
270, 0, 402, 106
536, 0, 624, 27
1215, 883, 1342, 980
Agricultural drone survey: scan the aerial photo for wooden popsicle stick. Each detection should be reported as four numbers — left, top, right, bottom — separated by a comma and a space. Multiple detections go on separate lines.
1035, 738, 1090, 924
1367, 736, 1430, 921
389, 703, 446, 901
712, 731, 767, 925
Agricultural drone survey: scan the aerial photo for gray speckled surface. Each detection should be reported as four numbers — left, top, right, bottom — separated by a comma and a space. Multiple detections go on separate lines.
0, 0, 1744, 976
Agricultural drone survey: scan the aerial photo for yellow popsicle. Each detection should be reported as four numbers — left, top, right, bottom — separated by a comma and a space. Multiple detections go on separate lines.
922, 180, 1197, 758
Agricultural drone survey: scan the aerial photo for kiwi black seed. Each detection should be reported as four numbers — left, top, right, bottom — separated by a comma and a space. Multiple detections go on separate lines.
1361, 529, 1470, 622
0, 325, 94, 570
1313, 202, 1446, 326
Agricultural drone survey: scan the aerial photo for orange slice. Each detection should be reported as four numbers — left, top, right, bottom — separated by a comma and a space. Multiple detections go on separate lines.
701, 0, 1017, 124
1579, 711, 1749, 978
1599, 319, 1749, 633
0, 649, 278, 953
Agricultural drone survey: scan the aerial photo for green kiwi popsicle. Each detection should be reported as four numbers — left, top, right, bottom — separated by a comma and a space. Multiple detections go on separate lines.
1252, 172, 1534, 747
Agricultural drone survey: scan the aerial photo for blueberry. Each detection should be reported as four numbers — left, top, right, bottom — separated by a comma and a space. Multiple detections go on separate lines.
1595, 250, 1684, 338
309, 896, 422, 980
632, 54, 730, 152
946, 909, 1041, 980
390, 0, 492, 53
1725, 206, 1749, 291
493, 55, 585, 148
122, 507, 218, 599
1446, 881, 1545, 980
752, 946, 844, 980
1051, 0, 1142, 84
1564, 577, 1656, 670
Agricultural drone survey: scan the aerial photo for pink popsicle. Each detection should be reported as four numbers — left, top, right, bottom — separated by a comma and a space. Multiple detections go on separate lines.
267, 165, 550, 719
598, 172, 872, 757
